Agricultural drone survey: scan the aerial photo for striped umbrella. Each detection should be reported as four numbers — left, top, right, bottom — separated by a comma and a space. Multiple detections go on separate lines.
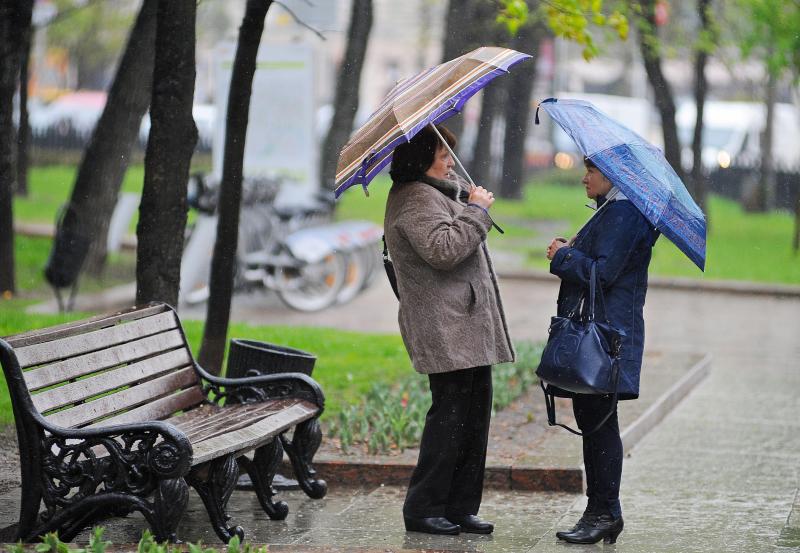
334, 46, 532, 197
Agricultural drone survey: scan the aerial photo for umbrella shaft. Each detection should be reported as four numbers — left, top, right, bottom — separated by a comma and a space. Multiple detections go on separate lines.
431, 124, 476, 188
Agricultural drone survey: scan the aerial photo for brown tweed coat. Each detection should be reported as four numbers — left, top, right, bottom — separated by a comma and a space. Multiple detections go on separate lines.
383, 176, 515, 375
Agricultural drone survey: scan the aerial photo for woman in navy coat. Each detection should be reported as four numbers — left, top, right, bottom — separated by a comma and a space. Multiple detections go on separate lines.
546, 157, 659, 545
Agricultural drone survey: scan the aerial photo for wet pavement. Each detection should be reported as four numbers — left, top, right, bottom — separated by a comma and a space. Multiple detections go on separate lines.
5, 275, 800, 551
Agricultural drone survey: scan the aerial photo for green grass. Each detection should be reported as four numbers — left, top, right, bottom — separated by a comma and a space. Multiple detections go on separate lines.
181, 320, 412, 418
15, 165, 145, 226
335, 171, 800, 284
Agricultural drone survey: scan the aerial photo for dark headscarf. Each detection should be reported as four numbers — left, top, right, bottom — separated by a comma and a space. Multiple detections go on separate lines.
389, 124, 457, 183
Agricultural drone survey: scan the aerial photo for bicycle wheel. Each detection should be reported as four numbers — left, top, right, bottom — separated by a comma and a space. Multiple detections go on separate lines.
358, 244, 382, 290
275, 251, 347, 311
335, 250, 369, 304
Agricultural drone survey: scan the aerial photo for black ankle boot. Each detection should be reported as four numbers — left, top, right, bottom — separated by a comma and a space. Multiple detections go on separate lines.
560, 514, 623, 544
555, 512, 599, 541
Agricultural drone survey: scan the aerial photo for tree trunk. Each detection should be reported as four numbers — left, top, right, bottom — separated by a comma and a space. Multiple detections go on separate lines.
197, 0, 272, 375
15, 20, 32, 197
55, 0, 157, 278
319, 0, 372, 190
636, 0, 685, 183
759, 69, 777, 212
469, 81, 504, 188
438, 0, 474, 139
136, 0, 197, 307
0, 0, 33, 295
689, 0, 710, 214
499, 23, 539, 199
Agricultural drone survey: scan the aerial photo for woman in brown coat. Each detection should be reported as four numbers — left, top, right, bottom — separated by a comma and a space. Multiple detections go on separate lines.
384, 124, 514, 536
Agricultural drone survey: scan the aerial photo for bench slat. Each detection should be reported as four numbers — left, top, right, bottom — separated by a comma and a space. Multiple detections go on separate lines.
46, 367, 199, 428
170, 400, 295, 444
86, 386, 206, 429
24, 329, 186, 391
190, 401, 318, 465
15, 311, 179, 368
4, 304, 168, 348
33, 348, 193, 413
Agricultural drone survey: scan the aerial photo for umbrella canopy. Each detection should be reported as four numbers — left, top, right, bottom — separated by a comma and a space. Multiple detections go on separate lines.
538, 98, 707, 271
334, 46, 531, 197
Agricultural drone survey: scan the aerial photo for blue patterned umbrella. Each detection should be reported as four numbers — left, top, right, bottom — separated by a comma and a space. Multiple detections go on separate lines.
538, 98, 707, 271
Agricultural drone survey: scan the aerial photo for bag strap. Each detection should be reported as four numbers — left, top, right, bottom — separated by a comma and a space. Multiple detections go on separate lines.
588, 262, 597, 320
573, 261, 610, 324
541, 359, 620, 437
382, 234, 400, 300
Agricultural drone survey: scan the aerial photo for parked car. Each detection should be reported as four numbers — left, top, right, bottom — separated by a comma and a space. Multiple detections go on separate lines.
28, 90, 106, 137
677, 100, 800, 172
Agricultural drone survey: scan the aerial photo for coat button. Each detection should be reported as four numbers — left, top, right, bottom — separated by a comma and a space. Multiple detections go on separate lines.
565, 253, 572, 260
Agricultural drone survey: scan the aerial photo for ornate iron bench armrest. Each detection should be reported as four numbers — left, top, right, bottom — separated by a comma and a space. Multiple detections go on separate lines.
37, 416, 194, 481
196, 363, 325, 411
16, 415, 194, 542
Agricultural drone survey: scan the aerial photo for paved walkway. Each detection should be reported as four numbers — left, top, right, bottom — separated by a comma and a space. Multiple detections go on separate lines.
7, 276, 800, 551
187, 277, 800, 551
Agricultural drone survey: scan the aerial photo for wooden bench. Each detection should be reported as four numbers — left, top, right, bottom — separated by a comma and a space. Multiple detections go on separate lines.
0, 303, 327, 543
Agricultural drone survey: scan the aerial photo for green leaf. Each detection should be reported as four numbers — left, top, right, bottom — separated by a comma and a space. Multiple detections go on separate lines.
227, 535, 241, 553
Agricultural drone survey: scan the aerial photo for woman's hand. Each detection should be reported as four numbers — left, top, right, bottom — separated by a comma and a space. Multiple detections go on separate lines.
546, 237, 568, 260
468, 185, 495, 209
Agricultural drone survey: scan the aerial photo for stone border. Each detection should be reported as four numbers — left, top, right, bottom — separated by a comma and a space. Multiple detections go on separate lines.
621, 353, 712, 452
283, 354, 712, 494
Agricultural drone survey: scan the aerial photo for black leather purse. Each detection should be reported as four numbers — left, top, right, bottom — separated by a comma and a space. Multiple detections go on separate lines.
536, 263, 625, 436
382, 235, 400, 300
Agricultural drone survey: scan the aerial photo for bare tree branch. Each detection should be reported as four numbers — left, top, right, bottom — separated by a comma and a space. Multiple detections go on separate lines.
273, 0, 326, 40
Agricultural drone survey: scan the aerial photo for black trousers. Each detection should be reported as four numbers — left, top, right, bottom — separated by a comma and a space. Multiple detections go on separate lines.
572, 394, 623, 519
403, 365, 492, 519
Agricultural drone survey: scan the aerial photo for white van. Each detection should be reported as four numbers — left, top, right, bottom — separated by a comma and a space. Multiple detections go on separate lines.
676, 100, 800, 172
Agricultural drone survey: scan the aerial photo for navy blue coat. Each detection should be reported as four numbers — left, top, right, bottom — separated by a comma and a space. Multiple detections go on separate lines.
549, 198, 659, 400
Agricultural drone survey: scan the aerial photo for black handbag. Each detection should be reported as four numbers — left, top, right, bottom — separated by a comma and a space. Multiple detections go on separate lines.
536, 262, 625, 436
382, 235, 400, 300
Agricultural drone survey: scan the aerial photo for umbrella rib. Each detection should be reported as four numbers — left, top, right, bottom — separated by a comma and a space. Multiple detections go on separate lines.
590, 144, 673, 226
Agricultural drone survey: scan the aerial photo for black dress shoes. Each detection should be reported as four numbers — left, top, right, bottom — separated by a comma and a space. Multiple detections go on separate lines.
446, 514, 494, 534
403, 516, 461, 535
558, 514, 624, 544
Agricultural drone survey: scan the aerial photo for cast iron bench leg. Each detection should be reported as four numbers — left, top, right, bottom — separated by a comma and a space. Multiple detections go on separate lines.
187, 456, 244, 543
281, 417, 327, 499
239, 438, 289, 520
152, 477, 190, 543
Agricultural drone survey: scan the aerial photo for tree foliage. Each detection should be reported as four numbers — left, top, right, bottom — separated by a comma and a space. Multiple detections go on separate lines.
498, 0, 628, 60
46, 0, 135, 89
730, 0, 800, 80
